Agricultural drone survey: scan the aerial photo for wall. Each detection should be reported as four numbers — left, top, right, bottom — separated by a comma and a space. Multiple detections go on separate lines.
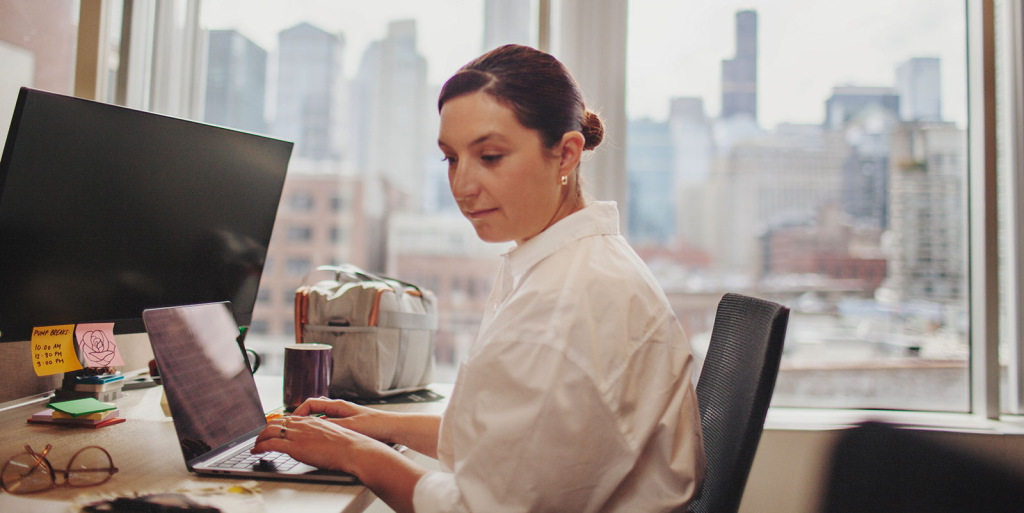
0, 341, 61, 403
739, 424, 1024, 513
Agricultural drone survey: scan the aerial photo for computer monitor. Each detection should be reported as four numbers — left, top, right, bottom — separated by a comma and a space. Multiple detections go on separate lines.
0, 88, 293, 343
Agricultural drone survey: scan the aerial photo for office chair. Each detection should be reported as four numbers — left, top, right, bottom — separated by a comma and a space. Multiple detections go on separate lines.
688, 293, 789, 513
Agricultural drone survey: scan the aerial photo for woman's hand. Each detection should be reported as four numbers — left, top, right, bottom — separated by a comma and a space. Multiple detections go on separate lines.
289, 396, 443, 458
252, 415, 385, 473
252, 415, 425, 513
291, 397, 395, 443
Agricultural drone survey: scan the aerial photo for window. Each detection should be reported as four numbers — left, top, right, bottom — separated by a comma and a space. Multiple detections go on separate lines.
287, 226, 313, 242
330, 195, 348, 211
289, 192, 314, 211
0, 0, 81, 140
626, 0, 970, 412
330, 226, 346, 244
285, 257, 311, 276
192, 0, 523, 376
998, 0, 1024, 416
60, 0, 1024, 418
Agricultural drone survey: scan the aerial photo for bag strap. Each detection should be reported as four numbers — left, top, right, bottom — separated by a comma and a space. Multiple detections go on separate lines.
302, 310, 438, 331
299, 264, 436, 330
309, 264, 426, 296
377, 310, 438, 331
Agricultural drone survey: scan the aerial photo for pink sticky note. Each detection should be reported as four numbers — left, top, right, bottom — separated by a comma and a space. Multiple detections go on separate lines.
75, 323, 125, 368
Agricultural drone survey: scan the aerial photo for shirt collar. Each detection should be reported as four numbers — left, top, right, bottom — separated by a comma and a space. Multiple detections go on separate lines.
504, 201, 621, 279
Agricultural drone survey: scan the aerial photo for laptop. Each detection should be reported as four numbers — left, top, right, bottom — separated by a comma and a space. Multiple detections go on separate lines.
142, 301, 358, 483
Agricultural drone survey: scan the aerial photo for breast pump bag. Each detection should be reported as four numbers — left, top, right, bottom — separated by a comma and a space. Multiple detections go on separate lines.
295, 265, 437, 399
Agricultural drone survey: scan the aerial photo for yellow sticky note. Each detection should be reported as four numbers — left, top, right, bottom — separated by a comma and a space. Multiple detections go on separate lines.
31, 325, 83, 376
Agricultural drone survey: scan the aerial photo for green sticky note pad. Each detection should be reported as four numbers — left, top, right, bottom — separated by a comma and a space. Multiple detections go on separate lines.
47, 398, 117, 418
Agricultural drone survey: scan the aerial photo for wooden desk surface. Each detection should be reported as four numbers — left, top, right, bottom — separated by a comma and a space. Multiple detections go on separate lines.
0, 376, 448, 512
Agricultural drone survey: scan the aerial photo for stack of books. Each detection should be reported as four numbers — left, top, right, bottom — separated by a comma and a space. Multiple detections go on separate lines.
54, 373, 125, 402
29, 397, 125, 428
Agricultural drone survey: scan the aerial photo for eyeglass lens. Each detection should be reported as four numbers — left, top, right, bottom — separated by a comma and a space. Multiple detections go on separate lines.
67, 447, 116, 487
1, 452, 52, 494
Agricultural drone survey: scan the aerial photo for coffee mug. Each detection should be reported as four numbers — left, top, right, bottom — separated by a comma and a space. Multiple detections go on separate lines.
282, 343, 333, 411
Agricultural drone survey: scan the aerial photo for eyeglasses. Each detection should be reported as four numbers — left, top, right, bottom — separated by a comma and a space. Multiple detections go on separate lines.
1, 444, 118, 494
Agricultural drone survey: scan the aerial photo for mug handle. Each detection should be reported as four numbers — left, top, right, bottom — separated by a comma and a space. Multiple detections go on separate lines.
245, 348, 262, 374
236, 326, 261, 374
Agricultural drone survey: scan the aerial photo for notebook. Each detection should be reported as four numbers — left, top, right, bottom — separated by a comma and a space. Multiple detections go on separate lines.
143, 301, 357, 483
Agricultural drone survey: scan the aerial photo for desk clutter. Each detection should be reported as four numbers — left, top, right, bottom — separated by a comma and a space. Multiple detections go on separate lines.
28, 397, 125, 428
30, 322, 125, 377
55, 371, 126, 402
23, 321, 131, 428
72, 480, 267, 513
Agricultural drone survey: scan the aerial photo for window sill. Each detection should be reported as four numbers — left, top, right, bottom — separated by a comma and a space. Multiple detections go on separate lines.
765, 407, 1024, 435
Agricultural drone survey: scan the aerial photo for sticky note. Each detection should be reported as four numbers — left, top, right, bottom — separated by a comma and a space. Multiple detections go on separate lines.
47, 397, 116, 417
31, 325, 83, 376
75, 323, 124, 368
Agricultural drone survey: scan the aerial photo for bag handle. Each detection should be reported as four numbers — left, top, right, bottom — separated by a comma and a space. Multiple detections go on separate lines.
309, 264, 425, 296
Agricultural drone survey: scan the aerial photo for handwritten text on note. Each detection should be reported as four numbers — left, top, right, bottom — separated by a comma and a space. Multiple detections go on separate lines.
31, 325, 83, 376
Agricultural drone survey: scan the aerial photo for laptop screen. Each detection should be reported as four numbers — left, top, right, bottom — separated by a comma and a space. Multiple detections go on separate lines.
143, 302, 268, 463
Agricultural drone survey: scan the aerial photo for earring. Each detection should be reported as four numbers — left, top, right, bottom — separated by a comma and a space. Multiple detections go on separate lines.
560, 175, 568, 186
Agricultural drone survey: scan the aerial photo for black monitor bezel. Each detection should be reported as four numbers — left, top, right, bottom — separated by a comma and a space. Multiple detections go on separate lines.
0, 88, 292, 343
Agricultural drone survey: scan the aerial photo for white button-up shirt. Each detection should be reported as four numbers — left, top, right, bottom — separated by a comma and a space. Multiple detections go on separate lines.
413, 201, 704, 513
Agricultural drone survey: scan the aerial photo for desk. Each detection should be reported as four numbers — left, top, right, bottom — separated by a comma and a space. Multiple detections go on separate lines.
0, 375, 448, 512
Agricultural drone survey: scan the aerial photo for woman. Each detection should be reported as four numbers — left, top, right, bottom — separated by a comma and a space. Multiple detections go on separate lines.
254, 44, 705, 513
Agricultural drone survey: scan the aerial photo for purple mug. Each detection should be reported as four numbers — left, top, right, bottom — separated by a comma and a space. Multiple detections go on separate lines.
282, 343, 332, 411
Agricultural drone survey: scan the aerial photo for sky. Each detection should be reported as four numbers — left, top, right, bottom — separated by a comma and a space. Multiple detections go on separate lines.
626, 0, 967, 128
201, 0, 968, 130
201, 0, 486, 85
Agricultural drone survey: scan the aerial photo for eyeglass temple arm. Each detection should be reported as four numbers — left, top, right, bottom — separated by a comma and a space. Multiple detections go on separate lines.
22, 444, 52, 469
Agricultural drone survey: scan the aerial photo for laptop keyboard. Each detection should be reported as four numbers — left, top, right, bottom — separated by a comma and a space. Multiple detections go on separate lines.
214, 441, 301, 472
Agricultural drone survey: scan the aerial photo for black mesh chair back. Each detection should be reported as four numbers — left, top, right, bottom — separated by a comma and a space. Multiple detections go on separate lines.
688, 293, 789, 513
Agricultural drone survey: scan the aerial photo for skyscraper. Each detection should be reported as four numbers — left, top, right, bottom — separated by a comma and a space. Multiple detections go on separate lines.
626, 118, 675, 246
706, 125, 846, 273
721, 10, 758, 122
824, 86, 900, 131
670, 97, 713, 184
840, 105, 898, 230
882, 121, 965, 302
896, 57, 942, 122
351, 20, 429, 208
274, 23, 345, 161
204, 30, 268, 134
669, 97, 714, 252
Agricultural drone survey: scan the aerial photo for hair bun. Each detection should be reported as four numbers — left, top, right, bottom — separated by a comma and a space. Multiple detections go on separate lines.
581, 110, 604, 151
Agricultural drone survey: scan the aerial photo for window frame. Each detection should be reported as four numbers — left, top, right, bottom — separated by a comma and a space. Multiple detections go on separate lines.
998, 0, 1024, 416
968, 0, 999, 419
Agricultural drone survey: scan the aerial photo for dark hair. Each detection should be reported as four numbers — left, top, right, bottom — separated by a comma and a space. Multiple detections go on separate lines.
438, 44, 604, 151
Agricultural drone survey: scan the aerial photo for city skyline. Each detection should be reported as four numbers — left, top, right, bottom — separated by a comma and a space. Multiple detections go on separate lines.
199, 2, 971, 412
627, 0, 965, 128
201, 0, 967, 130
